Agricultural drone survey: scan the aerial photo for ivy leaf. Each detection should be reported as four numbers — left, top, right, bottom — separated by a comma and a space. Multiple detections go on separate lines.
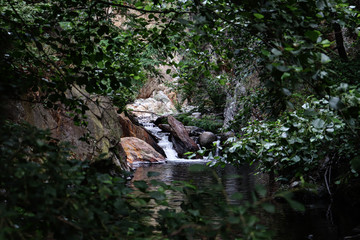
312, 118, 325, 129
271, 48, 282, 56
329, 97, 341, 109
320, 53, 331, 63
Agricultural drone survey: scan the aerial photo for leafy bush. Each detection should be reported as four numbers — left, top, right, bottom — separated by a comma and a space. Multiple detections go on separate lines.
0, 122, 157, 239
224, 90, 360, 183
175, 114, 223, 132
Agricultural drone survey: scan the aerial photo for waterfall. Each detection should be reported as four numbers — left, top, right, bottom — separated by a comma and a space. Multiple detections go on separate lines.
137, 117, 208, 162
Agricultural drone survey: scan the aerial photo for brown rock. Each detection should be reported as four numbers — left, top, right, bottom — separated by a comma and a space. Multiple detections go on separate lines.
120, 137, 166, 164
168, 116, 199, 157
119, 113, 166, 157
158, 124, 173, 132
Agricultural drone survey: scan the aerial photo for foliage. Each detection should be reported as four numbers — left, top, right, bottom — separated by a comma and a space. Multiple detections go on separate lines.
224, 85, 360, 183
0, 122, 306, 240
0, 0, 165, 118
0, 122, 157, 239
175, 113, 223, 132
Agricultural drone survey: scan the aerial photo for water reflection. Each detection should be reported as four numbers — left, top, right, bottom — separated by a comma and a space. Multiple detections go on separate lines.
132, 162, 360, 240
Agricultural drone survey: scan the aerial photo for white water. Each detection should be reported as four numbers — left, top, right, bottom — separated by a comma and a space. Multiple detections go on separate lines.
137, 117, 209, 163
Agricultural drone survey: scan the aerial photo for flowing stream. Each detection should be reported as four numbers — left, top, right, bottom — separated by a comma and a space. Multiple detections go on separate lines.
132, 117, 360, 240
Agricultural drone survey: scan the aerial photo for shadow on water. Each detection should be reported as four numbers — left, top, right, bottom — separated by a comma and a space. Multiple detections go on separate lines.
132, 161, 360, 240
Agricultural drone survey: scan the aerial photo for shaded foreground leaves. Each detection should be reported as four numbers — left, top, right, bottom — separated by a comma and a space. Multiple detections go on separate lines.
0, 122, 304, 240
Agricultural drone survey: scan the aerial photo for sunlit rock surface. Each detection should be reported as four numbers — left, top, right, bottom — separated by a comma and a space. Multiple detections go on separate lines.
127, 90, 177, 119
118, 113, 165, 157
120, 137, 166, 165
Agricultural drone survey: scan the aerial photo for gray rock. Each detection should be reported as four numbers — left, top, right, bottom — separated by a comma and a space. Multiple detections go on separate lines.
191, 112, 202, 119
199, 131, 217, 148
185, 126, 205, 136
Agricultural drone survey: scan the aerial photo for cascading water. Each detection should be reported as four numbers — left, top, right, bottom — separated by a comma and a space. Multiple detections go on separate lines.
137, 116, 208, 162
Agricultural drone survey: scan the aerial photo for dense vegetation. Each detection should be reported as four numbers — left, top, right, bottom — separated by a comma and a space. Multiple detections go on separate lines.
1, 0, 360, 239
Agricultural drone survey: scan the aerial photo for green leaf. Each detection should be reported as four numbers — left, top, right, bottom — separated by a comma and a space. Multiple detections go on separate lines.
312, 118, 325, 129
281, 72, 291, 80
255, 185, 267, 198
291, 155, 301, 163
305, 30, 321, 42
271, 48, 282, 56
230, 192, 244, 200
144, 5, 152, 11
282, 88, 291, 96
261, 203, 275, 213
287, 199, 305, 212
329, 97, 341, 109
254, 13, 264, 19
350, 156, 360, 172
320, 53, 331, 63
134, 181, 148, 192
149, 191, 166, 201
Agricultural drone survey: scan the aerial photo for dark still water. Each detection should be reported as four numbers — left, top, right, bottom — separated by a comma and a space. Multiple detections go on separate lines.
132, 161, 360, 240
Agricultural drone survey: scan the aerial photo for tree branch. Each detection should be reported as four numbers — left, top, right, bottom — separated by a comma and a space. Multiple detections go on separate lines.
96, 0, 193, 14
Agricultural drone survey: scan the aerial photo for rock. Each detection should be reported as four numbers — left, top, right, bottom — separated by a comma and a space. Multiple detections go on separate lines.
120, 137, 166, 164
199, 131, 217, 148
137, 77, 162, 99
158, 124, 173, 132
153, 90, 171, 104
185, 126, 205, 136
126, 91, 177, 118
191, 112, 202, 119
219, 131, 235, 142
4, 87, 131, 172
119, 113, 166, 157
168, 115, 199, 157
154, 115, 168, 125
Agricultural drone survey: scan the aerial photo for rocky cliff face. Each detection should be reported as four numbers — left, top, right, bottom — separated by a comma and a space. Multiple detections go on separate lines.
223, 66, 260, 129
4, 88, 130, 171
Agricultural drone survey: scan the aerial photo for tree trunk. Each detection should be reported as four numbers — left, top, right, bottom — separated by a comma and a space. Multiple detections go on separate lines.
333, 22, 348, 62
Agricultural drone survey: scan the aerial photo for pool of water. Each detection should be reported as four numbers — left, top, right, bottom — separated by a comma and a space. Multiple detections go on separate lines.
132, 161, 360, 240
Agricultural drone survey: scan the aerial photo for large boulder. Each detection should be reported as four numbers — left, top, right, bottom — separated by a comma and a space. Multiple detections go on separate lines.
120, 137, 166, 165
168, 116, 199, 158
4, 87, 130, 171
118, 113, 166, 157
199, 131, 217, 148
126, 90, 177, 118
